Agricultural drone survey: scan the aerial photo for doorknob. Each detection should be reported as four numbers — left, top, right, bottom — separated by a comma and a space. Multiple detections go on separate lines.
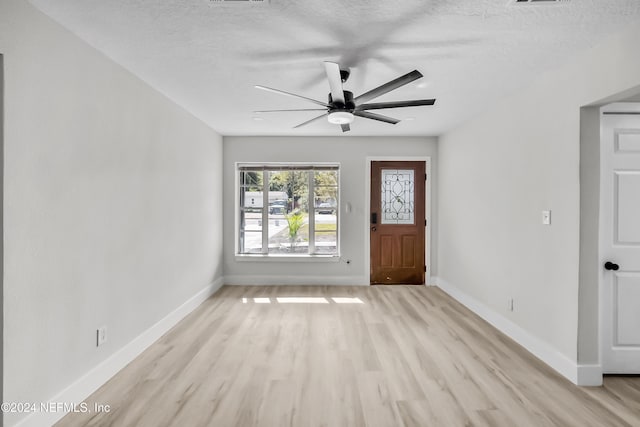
371, 226, 377, 232
604, 261, 619, 271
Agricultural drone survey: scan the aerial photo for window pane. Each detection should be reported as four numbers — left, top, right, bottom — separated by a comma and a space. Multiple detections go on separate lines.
314, 231, 337, 254
314, 168, 338, 244
268, 170, 309, 254
242, 207, 262, 231
314, 188, 337, 212
239, 169, 265, 254
314, 170, 338, 186
314, 171, 338, 211
241, 231, 263, 253
267, 201, 288, 253
240, 207, 262, 253
240, 170, 263, 189
314, 211, 336, 254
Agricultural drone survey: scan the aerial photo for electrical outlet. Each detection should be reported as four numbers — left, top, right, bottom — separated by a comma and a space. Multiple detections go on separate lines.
508, 298, 514, 312
96, 326, 107, 347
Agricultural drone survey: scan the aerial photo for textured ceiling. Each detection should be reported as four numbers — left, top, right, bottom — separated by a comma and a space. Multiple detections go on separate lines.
27, 0, 640, 136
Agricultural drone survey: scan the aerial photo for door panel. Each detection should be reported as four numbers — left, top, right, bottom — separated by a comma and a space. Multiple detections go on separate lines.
380, 235, 393, 267
615, 172, 640, 243
401, 235, 416, 268
616, 130, 640, 152
601, 112, 640, 373
615, 274, 640, 345
370, 161, 425, 285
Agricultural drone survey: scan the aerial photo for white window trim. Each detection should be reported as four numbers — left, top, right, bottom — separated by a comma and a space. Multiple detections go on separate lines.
235, 162, 341, 260
235, 254, 341, 263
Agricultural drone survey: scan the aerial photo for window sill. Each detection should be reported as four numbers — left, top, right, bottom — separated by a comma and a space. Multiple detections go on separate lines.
235, 254, 341, 263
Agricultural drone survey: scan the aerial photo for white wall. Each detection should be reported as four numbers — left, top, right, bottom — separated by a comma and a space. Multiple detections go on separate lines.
438, 22, 640, 379
223, 136, 437, 285
0, 1, 223, 425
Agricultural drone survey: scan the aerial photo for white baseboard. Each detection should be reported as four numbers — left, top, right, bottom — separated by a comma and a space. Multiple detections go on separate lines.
576, 364, 603, 386
14, 277, 225, 427
224, 275, 369, 286
435, 277, 598, 386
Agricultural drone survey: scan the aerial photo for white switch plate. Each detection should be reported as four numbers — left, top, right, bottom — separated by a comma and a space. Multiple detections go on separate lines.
542, 210, 551, 225
97, 326, 107, 347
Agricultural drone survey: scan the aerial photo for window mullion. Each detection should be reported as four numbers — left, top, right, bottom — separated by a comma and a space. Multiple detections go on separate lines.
308, 171, 315, 254
262, 170, 269, 254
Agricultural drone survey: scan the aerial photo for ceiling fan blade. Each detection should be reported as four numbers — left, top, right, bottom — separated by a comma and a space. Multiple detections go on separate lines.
357, 99, 436, 111
255, 85, 329, 108
341, 124, 350, 132
324, 61, 345, 105
354, 110, 400, 125
354, 70, 423, 104
254, 109, 327, 113
293, 113, 327, 129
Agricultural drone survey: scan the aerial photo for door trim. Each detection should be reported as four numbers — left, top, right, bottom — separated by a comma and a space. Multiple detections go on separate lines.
365, 156, 431, 286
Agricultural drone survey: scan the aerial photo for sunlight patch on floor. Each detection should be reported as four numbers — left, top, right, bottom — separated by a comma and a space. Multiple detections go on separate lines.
331, 297, 364, 304
276, 297, 329, 304
242, 297, 365, 304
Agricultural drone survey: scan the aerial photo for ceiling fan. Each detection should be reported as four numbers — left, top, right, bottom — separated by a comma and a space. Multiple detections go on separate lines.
255, 62, 436, 132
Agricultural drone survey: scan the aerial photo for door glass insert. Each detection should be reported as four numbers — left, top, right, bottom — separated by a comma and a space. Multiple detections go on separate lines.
381, 169, 415, 224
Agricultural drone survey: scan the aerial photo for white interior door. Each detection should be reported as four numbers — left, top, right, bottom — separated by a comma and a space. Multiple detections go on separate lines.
601, 108, 640, 374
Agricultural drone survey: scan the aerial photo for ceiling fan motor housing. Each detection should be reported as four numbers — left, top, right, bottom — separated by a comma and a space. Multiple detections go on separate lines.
329, 90, 355, 111
340, 69, 350, 83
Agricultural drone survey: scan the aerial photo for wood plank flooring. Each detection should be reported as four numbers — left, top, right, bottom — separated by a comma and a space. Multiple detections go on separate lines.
56, 285, 640, 427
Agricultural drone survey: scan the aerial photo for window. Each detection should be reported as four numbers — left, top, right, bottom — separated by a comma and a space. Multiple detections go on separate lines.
238, 164, 339, 256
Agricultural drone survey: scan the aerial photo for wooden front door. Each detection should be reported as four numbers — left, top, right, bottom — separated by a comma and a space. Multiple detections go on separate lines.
370, 161, 425, 285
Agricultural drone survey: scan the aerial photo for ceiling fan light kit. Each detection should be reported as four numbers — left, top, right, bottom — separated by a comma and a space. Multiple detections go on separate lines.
255, 61, 436, 132
327, 111, 354, 125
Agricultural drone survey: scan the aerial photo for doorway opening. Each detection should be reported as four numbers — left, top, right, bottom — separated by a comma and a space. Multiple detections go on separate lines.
578, 85, 640, 385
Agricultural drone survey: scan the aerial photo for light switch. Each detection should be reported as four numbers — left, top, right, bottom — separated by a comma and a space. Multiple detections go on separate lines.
542, 210, 551, 225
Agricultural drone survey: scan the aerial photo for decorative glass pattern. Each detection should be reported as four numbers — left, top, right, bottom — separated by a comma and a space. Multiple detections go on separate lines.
381, 169, 415, 224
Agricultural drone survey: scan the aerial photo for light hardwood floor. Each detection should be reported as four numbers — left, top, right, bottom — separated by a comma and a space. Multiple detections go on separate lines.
56, 285, 640, 427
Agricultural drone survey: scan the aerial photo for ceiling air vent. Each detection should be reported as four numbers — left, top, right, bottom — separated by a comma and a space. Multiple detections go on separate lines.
511, 0, 571, 4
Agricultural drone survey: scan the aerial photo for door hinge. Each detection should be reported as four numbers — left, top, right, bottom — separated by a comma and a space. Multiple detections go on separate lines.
425, 173, 427, 181
424, 265, 427, 272
425, 219, 427, 226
